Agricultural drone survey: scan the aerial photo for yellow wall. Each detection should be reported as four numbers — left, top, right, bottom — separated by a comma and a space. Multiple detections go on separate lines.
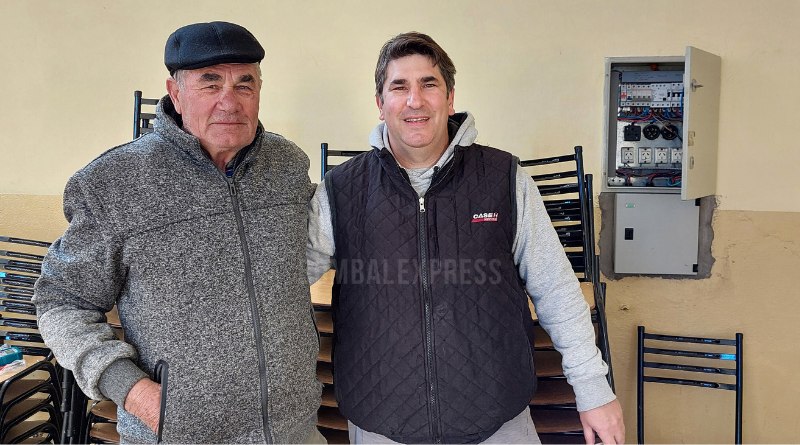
2, 1, 799, 442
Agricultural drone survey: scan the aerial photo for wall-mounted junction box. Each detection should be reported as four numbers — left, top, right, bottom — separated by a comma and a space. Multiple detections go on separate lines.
601, 47, 721, 200
599, 47, 720, 277
614, 193, 700, 275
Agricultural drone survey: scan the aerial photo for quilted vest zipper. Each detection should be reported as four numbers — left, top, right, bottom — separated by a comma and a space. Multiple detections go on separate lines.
227, 177, 274, 443
416, 194, 442, 443
408, 159, 456, 443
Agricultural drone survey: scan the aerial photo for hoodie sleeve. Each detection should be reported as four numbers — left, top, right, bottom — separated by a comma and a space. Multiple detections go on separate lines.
307, 181, 335, 285
511, 168, 616, 412
33, 174, 147, 406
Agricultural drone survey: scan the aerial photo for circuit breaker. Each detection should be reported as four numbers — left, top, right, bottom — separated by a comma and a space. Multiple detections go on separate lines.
600, 47, 720, 276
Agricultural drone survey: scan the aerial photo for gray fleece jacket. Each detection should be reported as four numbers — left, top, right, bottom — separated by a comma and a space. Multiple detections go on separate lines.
307, 112, 615, 419
34, 96, 321, 443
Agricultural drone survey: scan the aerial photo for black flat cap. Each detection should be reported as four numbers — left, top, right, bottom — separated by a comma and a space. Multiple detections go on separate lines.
165, 21, 265, 75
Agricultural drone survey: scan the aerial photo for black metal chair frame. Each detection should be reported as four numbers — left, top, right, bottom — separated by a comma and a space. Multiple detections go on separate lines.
0, 360, 62, 443
637, 326, 743, 444
133, 91, 159, 139
1, 236, 52, 357
1, 236, 63, 443
519, 146, 593, 282
320, 142, 367, 181
518, 147, 614, 390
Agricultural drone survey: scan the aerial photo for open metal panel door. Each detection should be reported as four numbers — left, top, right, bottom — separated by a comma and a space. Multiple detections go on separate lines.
682, 46, 721, 200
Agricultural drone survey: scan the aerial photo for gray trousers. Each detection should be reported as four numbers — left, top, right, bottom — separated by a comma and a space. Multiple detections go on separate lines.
348, 407, 542, 444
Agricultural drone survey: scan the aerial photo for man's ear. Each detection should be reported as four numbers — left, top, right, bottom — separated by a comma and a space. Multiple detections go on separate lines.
375, 94, 385, 121
447, 88, 455, 115
166, 77, 182, 114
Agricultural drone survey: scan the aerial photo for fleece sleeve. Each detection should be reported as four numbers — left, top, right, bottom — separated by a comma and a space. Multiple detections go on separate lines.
33, 174, 147, 406
306, 181, 336, 285
511, 168, 616, 412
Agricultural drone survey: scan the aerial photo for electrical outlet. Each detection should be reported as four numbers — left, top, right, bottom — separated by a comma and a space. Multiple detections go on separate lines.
654, 147, 669, 164
638, 147, 653, 164
670, 147, 682, 164
624, 124, 642, 141
620, 147, 635, 165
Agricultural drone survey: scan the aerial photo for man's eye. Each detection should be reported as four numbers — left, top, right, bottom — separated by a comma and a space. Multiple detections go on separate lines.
391, 86, 407, 91
424, 83, 437, 88
236, 85, 253, 91
204, 85, 221, 90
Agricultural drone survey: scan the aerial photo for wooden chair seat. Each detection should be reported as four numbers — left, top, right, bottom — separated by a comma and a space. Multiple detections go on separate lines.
1, 419, 58, 443
321, 386, 337, 407
89, 421, 120, 443
311, 271, 334, 307
534, 351, 564, 378
2, 397, 54, 426
106, 307, 121, 329
90, 400, 118, 421
1, 379, 48, 403
319, 427, 349, 444
318, 336, 332, 363
316, 363, 333, 385
315, 311, 333, 334
530, 408, 583, 434
317, 406, 347, 431
531, 379, 576, 406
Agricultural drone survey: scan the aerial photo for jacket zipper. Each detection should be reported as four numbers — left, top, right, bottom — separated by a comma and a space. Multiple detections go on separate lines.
416, 194, 441, 443
227, 177, 273, 443
398, 158, 454, 444
382, 153, 455, 442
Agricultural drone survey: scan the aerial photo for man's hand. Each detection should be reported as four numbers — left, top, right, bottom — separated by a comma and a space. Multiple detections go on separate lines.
124, 378, 162, 433
579, 399, 625, 444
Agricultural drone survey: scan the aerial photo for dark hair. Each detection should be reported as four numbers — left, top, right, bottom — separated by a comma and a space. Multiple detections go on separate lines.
374, 32, 456, 100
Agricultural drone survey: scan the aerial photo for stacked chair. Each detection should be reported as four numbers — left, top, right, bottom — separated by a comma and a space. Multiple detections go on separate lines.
311, 272, 348, 443
312, 144, 615, 444
0, 236, 62, 443
518, 146, 614, 443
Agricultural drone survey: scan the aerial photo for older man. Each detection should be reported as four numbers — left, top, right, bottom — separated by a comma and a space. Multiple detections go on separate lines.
34, 22, 322, 443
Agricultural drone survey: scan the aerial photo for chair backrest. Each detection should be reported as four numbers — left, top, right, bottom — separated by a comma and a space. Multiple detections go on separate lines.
133, 91, 159, 139
518, 146, 594, 282
0, 236, 53, 358
320, 142, 368, 181
637, 326, 743, 444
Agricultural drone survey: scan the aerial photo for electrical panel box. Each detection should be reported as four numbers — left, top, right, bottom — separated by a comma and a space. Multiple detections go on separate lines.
602, 47, 721, 200
614, 193, 699, 275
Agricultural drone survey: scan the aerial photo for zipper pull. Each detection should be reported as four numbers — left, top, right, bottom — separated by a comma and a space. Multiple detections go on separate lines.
228, 180, 237, 196
419, 197, 426, 213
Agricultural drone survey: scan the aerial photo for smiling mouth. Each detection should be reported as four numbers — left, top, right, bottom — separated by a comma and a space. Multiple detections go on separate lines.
404, 117, 428, 123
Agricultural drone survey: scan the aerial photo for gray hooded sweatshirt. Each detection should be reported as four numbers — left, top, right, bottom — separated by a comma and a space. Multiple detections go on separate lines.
34, 96, 322, 443
307, 112, 615, 429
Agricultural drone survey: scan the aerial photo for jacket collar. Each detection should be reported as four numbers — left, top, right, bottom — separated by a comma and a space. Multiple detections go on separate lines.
154, 95, 264, 173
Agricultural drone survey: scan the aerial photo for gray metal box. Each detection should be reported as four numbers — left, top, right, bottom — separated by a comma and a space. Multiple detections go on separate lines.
614, 193, 699, 275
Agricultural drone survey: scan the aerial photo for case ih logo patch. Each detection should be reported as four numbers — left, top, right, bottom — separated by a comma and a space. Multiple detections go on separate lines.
471, 212, 498, 223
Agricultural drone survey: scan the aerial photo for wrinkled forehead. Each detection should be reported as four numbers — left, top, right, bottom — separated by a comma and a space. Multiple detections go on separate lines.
184, 63, 261, 82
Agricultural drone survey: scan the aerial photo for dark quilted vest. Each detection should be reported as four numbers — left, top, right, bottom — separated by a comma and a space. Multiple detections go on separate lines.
326, 145, 536, 444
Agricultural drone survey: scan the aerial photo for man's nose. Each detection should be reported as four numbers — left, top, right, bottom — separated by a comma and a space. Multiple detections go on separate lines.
406, 86, 423, 109
217, 86, 241, 111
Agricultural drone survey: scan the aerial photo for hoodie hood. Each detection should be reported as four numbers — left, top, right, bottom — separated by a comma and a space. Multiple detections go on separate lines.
369, 112, 478, 197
